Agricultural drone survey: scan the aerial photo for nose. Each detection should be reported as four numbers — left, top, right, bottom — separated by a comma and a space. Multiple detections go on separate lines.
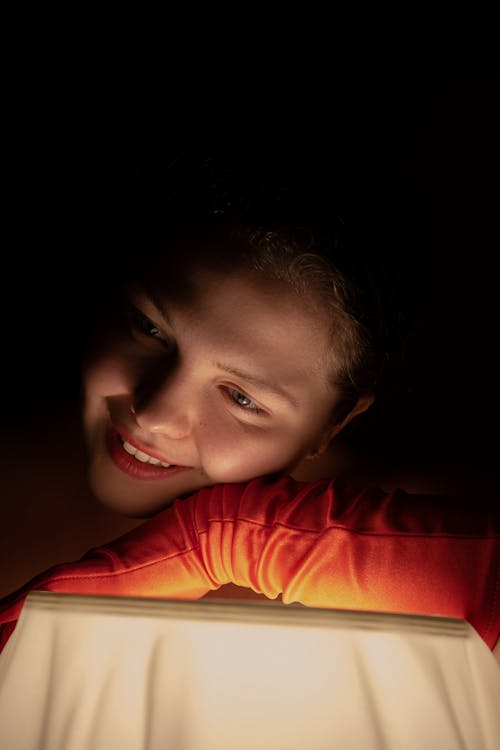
132, 361, 194, 439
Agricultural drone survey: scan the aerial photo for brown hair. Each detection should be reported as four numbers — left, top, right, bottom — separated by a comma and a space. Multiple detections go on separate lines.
140, 214, 384, 426
243, 228, 379, 424
93, 153, 390, 425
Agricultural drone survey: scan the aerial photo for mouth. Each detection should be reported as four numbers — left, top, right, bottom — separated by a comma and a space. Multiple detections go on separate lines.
122, 437, 174, 467
106, 427, 189, 481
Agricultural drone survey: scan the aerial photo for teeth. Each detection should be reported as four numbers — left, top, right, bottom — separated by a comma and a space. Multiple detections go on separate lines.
135, 449, 151, 463
122, 440, 172, 467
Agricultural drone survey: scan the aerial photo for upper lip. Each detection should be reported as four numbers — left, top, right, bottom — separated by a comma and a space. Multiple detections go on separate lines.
112, 422, 186, 467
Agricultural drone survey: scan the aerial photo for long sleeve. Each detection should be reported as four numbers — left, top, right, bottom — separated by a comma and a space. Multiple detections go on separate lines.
1, 475, 499, 652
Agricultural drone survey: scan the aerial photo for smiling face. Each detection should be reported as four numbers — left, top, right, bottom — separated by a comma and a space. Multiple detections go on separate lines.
81, 266, 346, 517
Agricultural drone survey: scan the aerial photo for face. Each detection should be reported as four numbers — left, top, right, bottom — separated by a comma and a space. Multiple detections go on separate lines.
81, 266, 342, 517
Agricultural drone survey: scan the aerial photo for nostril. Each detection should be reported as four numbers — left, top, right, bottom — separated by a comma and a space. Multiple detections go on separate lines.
133, 404, 192, 440
132, 366, 193, 439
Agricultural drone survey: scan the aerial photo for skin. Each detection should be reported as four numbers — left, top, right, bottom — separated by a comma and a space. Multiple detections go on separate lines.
80, 262, 500, 664
81, 267, 369, 518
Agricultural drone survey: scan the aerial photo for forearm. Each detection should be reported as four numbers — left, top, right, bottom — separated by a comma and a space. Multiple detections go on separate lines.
1, 475, 499, 652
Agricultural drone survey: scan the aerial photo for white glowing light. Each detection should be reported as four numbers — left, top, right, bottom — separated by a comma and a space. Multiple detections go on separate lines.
0, 593, 498, 749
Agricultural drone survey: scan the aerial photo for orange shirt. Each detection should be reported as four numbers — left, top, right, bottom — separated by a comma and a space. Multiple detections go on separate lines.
1, 476, 499, 652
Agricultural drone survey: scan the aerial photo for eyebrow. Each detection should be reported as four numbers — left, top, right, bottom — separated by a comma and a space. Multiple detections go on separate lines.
141, 291, 300, 408
214, 362, 300, 408
144, 289, 172, 324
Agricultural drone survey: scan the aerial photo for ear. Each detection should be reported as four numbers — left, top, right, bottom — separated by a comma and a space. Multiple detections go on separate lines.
308, 393, 375, 458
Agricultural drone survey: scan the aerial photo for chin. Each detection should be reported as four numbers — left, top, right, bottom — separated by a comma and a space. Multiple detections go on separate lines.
86, 465, 176, 519
93, 486, 176, 519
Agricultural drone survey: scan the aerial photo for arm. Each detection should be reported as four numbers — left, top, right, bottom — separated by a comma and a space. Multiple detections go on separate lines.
2, 475, 499, 653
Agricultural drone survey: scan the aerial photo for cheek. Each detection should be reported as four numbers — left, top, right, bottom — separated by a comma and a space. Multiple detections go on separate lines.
197, 422, 306, 483
82, 350, 137, 399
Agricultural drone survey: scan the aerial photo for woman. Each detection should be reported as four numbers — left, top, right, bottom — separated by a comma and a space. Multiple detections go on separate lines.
1, 153, 498, 664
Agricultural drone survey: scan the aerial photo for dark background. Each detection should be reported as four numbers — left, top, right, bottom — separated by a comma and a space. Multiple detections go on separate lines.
2, 46, 499, 495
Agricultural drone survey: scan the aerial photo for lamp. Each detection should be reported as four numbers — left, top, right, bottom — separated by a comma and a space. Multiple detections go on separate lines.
0, 591, 499, 749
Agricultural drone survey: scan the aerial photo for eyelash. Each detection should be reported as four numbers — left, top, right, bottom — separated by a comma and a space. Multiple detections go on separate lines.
126, 305, 265, 417
224, 387, 264, 416
128, 307, 169, 345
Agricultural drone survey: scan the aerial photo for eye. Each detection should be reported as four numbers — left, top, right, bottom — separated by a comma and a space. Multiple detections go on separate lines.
225, 387, 264, 415
135, 312, 163, 339
129, 307, 168, 341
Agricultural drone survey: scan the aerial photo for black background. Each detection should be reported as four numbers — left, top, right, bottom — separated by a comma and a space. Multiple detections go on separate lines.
2, 44, 499, 494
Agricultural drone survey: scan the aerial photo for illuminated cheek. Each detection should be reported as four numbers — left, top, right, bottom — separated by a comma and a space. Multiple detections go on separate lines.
199, 426, 300, 483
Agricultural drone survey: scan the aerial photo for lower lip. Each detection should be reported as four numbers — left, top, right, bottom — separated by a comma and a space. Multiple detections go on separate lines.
106, 428, 187, 481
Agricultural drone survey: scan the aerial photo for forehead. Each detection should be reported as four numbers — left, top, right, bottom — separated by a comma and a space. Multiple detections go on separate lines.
143, 267, 335, 391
